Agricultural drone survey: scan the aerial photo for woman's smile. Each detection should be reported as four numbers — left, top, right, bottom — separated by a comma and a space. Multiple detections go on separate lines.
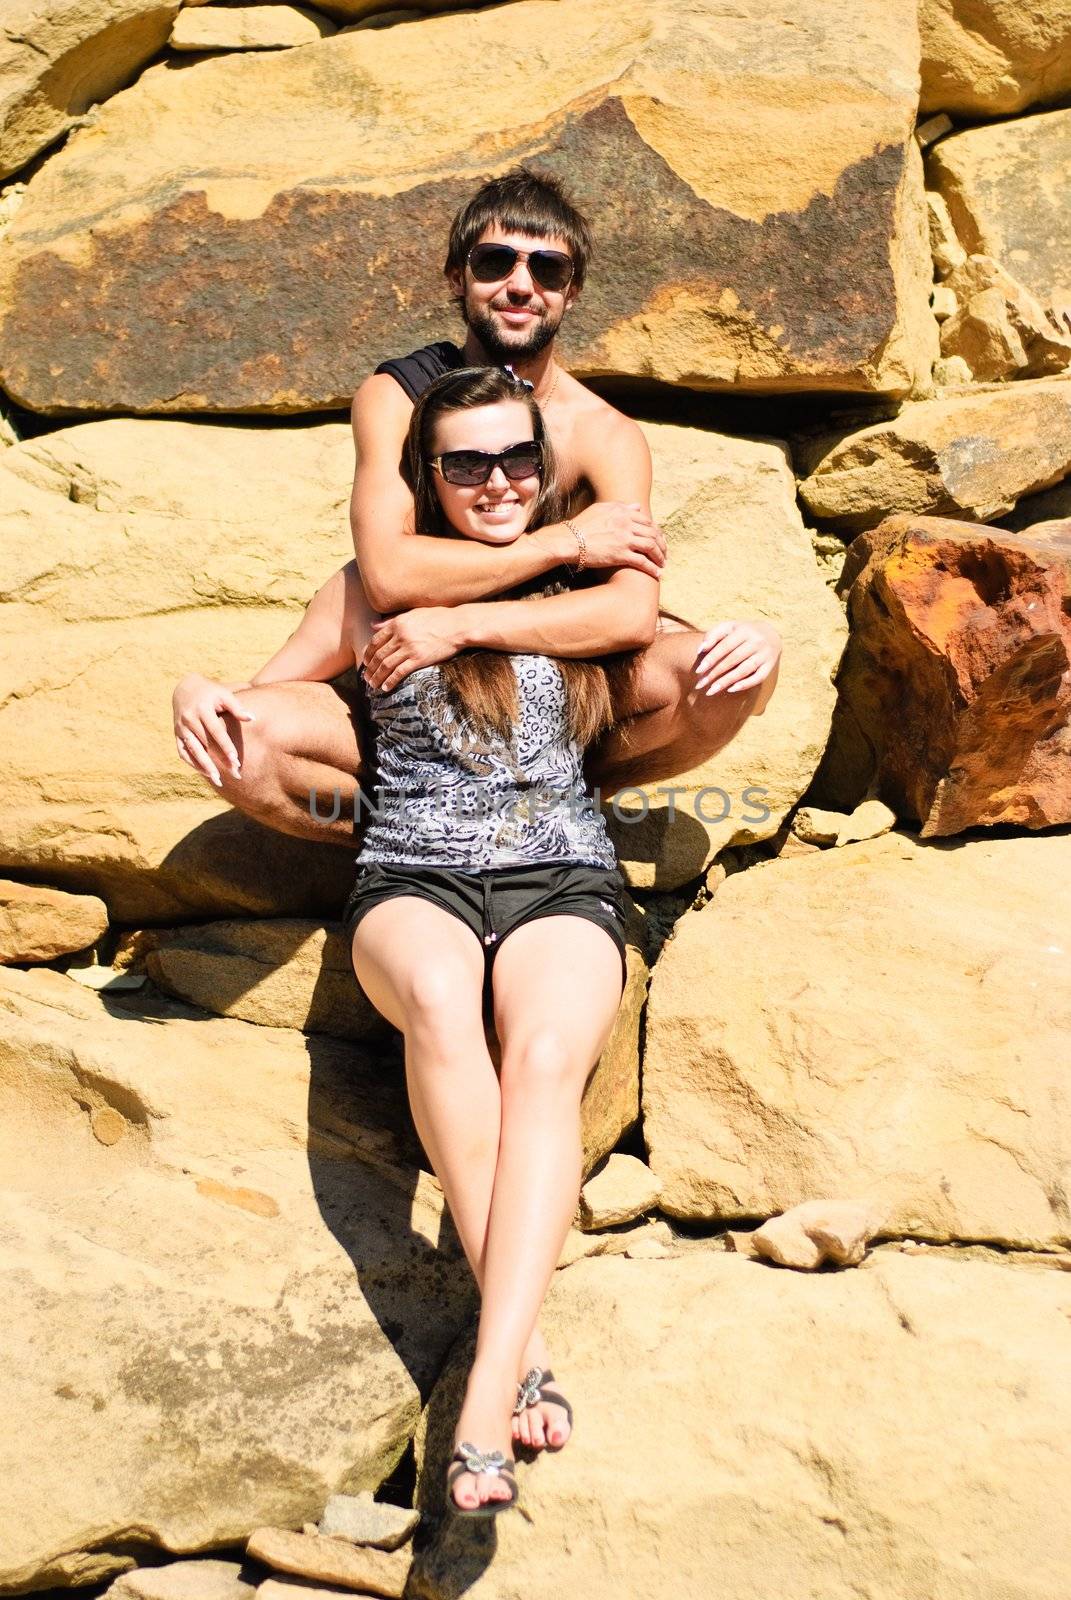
474, 496, 521, 518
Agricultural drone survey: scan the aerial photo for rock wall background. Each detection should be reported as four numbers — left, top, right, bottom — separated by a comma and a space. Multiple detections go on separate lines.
1, 2, 1070, 1596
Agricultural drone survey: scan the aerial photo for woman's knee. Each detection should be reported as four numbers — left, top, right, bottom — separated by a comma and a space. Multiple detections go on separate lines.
402, 959, 483, 1037
500, 1028, 585, 1101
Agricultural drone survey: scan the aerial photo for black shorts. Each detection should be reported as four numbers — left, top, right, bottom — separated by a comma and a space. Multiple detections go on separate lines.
341, 859, 630, 1014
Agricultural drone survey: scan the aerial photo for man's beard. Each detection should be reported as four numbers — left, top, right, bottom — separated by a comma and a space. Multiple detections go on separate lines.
463, 299, 562, 364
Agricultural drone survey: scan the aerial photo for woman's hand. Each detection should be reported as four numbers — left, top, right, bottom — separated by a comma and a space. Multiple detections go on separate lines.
173, 672, 255, 787
694, 620, 782, 701
362, 607, 469, 692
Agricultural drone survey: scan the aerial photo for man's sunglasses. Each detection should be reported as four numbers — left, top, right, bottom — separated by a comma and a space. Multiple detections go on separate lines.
428, 440, 544, 487
467, 242, 574, 293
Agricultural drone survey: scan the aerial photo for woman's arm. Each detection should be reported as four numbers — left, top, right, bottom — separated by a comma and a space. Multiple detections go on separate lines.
247, 563, 366, 686
173, 563, 373, 785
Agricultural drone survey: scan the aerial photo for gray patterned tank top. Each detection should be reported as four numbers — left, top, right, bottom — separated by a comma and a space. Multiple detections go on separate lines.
355, 654, 616, 871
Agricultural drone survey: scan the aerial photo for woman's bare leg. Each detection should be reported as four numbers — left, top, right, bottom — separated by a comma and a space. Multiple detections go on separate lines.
351, 898, 574, 1507
443, 916, 623, 1502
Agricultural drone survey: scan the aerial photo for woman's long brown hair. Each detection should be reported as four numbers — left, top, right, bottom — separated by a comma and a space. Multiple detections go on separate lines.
404, 366, 619, 748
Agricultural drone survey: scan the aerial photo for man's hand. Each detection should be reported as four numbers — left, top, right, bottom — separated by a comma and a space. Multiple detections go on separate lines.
564, 500, 666, 579
694, 621, 782, 697
173, 672, 255, 787
362, 607, 469, 692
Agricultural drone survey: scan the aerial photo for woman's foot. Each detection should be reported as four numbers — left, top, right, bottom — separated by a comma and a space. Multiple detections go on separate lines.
513, 1328, 572, 1452
448, 1366, 518, 1513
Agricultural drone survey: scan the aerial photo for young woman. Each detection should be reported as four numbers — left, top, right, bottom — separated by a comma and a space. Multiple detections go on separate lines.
175, 366, 636, 1518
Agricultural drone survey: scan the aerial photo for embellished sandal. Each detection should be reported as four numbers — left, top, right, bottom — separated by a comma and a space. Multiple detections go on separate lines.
514, 1366, 574, 1453
446, 1440, 519, 1518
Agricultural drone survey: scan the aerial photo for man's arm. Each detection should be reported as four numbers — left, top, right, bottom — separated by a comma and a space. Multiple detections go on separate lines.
350, 376, 664, 617
351, 374, 578, 613
442, 412, 661, 656
448, 567, 653, 656
362, 411, 663, 688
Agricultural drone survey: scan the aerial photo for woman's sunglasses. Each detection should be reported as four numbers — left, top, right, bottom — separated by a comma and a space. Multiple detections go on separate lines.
467, 243, 574, 293
428, 440, 544, 487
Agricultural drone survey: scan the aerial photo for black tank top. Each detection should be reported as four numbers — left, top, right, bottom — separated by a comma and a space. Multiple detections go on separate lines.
373, 340, 467, 402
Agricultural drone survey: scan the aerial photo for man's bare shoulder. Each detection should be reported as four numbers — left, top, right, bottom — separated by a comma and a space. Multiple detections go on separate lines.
350, 371, 414, 436
561, 376, 649, 461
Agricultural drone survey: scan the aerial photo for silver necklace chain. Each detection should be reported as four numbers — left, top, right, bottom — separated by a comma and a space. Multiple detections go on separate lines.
536, 365, 560, 407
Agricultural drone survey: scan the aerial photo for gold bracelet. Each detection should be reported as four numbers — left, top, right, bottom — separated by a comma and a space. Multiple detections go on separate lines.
564, 518, 587, 575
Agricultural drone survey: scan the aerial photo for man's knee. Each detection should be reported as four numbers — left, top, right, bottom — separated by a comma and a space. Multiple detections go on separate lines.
216, 683, 298, 787
662, 632, 773, 725
656, 608, 700, 635
654, 631, 767, 754
209, 682, 359, 822
236, 681, 357, 771
687, 674, 766, 734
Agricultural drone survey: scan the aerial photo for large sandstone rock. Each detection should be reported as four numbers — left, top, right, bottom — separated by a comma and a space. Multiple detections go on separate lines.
265, 0, 501, 21
0, 0, 179, 182
798, 379, 1071, 530
928, 109, 1071, 310
410, 1249, 1071, 1598
142, 916, 650, 1169
807, 515, 1071, 832
919, 0, 1071, 118
0, 0, 935, 414
643, 829, 1071, 1248
609, 422, 847, 889
0, 962, 474, 1594
0, 415, 359, 921
170, 4, 336, 51
140, 919, 394, 1042
0, 413, 843, 907
0, 876, 108, 962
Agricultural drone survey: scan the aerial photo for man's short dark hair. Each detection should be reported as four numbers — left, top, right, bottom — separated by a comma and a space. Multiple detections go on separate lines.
445, 166, 594, 292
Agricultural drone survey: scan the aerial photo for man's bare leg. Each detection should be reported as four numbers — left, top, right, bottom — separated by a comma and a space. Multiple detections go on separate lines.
586, 623, 778, 798
211, 680, 363, 847
205, 610, 776, 836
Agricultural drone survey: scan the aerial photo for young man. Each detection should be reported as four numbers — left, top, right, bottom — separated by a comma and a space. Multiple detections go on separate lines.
173, 168, 781, 838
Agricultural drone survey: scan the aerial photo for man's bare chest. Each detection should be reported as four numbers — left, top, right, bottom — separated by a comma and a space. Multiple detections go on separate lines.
545, 415, 596, 516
